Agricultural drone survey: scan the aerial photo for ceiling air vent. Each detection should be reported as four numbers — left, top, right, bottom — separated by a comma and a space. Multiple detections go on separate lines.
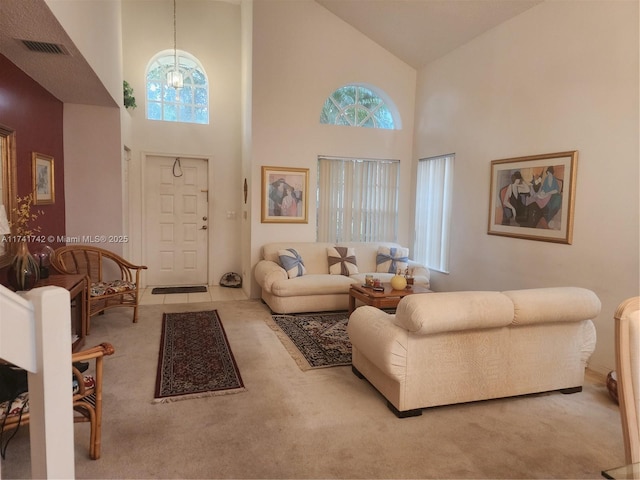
20, 39, 70, 55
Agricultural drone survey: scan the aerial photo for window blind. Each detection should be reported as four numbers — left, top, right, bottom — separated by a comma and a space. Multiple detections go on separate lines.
414, 154, 454, 273
318, 157, 400, 243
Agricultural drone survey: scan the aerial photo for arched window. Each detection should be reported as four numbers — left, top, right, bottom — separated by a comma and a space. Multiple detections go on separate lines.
146, 50, 209, 124
320, 84, 397, 129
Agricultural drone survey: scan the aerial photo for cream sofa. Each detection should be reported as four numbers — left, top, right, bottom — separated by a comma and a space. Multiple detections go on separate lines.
254, 242, 429, 314
347, 287, 600, 417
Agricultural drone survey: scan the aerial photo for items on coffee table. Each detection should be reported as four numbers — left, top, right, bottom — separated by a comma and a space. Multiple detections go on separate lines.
348, 282, 431, 314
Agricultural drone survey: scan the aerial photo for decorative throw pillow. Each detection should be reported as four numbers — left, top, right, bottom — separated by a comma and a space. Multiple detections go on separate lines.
376, 246, 409, 274
327, 247, 358, 276
278, 248, 307, 278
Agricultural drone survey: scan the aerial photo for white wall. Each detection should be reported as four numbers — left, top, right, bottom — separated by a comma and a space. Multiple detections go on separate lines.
47, 0, 126, 254
63, 104, 125, 254
240, 0, 253, 297
46, 0, 123, 107
414, 0, 639, 373
249, 0, 417, 297
122, 0, 242, 284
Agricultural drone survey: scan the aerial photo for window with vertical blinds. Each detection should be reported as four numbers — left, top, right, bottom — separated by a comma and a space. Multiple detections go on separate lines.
414, 154, 454, 273
317, 157, 400, 243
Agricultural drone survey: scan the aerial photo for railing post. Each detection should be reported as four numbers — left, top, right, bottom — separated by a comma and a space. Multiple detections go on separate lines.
20, 286, 75, 479
0, 285, 36, 372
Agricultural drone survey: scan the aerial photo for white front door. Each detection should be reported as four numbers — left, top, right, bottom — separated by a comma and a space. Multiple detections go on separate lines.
144, 156, 208, 286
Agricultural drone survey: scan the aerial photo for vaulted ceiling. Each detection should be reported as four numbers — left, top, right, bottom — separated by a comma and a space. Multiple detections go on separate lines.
0, 0, 542, 106
315, 0, 543, 69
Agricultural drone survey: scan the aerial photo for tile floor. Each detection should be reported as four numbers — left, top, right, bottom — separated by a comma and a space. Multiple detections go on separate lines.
139, 285, 248, 305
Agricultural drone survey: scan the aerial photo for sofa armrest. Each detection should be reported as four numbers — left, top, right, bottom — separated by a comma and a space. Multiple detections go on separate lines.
407, 260, 430, 286
347, 306, 408, 380
255, 260, 287, 293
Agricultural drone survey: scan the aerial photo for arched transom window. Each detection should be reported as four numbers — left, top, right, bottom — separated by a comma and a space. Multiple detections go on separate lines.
320, 84, 396, 129
146, 50, 209, 124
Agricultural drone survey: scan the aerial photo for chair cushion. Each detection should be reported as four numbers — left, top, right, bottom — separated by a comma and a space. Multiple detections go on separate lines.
91, 280, 136, 297
0, 392, 29, 421
1, 375, 96, 421
327, 247, 358, 276
73, 375, 95, 394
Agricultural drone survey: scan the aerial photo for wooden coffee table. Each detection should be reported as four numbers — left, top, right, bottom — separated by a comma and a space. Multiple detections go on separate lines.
348, 283, 431, 314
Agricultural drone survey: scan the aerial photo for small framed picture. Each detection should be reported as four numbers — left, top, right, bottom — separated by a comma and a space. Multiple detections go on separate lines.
261, 166, 309, 223
32, 152, 55, 205
488, 151, 578, 244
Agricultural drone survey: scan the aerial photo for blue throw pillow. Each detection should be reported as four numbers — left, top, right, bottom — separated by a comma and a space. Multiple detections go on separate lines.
376, 246, 409, 274
278, 248, 307, 278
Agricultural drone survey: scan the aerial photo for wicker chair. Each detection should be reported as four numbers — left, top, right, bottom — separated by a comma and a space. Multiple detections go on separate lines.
52, 246, 147, 333
0, 343, 115, 460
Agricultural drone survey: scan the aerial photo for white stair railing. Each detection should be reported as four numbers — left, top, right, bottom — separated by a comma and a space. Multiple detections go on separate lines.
0, 284, 75, 479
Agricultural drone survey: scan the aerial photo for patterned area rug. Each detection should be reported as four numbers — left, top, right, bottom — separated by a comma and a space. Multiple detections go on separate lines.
267, 312, 351, 371
154, 310, 245, 403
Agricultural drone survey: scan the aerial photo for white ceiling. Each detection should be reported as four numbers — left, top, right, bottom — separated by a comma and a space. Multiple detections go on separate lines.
315, 0, 543, 69
0, 0, 543, 106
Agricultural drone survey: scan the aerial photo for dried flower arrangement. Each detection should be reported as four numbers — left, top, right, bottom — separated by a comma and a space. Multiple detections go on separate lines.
11, 193, 44, 238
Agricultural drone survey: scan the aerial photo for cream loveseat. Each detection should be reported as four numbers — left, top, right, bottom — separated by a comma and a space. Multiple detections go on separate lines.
347, 287, 600, 417
254, 242, 430, 314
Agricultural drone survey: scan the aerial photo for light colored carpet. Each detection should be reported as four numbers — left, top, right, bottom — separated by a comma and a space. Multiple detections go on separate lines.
0, 299, 627, 479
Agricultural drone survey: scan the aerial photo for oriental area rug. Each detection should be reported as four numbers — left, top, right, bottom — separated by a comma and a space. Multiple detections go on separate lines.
267, 312, 351, 371
154, 310, 245, 403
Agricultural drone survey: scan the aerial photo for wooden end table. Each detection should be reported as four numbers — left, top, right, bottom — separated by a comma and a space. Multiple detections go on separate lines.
348, 283, 431, 314
35, 274, 89, 352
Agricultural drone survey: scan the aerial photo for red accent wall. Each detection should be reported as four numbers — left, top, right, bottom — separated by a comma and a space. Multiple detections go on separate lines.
0, 54, 66, 252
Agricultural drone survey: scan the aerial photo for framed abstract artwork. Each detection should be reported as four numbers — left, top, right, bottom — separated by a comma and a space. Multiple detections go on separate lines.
261, 166, 309, 223
488, 151, 578, 244
32, 152, 55, 205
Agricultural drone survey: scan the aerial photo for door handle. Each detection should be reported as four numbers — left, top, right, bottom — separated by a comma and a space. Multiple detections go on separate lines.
200, 225, 208, 230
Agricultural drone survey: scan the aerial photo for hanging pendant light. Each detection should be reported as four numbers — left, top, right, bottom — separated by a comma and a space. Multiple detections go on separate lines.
166, 0, 183, 89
